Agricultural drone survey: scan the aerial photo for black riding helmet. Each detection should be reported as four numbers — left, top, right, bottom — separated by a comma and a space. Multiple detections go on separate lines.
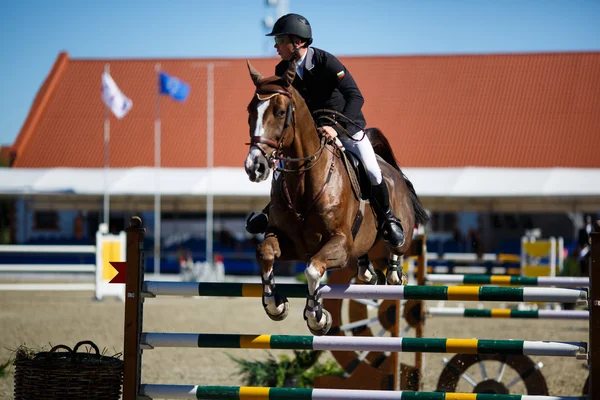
266, 13, 313, 47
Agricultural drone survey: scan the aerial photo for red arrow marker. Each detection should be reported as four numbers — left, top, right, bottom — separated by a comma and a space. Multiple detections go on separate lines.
109, 261, 127, 284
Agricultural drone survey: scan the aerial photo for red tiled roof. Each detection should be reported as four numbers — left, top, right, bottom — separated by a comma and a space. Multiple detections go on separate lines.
0, 146, 11, 166
11, 51, 600, 168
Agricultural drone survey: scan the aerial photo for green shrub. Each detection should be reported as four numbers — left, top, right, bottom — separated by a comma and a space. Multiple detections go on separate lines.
0, 358, 12, 378
228, 350, 344, 388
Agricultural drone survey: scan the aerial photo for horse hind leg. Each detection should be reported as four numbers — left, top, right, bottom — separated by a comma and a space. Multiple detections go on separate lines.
386, 253, 408, 285
357, 255, 378, 285
257, 234, 289, 321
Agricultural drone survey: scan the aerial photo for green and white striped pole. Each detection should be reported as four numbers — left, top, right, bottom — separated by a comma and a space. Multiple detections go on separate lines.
140, 384, 587, 400
425, 274, 589, 287
143, 282, 588, 304
427, 308, 589, 320
141, 332, 587, 358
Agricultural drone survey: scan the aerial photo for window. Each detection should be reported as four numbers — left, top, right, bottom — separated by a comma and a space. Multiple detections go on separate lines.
34, 211, 59, 230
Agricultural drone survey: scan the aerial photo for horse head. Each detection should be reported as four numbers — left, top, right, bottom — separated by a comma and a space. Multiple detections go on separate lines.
244, 60, 297, 182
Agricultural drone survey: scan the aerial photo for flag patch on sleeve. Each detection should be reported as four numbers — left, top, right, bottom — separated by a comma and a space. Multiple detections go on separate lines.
336, 70, 345, 78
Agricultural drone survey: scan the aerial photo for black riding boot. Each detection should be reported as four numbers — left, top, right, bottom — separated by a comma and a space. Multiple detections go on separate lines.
245, 203, 271, 234
370, 181, 405, 247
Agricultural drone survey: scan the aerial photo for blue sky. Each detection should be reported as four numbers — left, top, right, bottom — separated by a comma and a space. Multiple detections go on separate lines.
1, 0, 599, 146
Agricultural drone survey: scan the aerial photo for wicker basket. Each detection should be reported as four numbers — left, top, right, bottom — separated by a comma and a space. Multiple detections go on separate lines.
14, 340, 123, 400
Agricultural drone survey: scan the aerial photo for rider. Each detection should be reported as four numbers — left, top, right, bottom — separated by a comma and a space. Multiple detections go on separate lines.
246, 13, 405, 247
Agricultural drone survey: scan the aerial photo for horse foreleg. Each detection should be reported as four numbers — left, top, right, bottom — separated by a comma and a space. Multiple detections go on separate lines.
386, 253, 408, 285
357, 255, 378, 285
256, 233, 289, 321
304, 234, 349, 335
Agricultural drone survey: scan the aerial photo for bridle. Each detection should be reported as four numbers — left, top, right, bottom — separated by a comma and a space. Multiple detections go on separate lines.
247, 89, 294, 160
247, 88, 328, 174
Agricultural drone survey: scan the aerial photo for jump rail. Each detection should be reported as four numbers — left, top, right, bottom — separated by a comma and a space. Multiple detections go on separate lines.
427, 308, 589, 320
140, 332, 587, 357
143, 281, 588, 304
0, 232, 125, 300
121, 217, 600, 400
0, 244, 96, 253
425, 274, 589, 287
140, 385, 588, 400
0, 264, 96, 273
0, 283, 95, 291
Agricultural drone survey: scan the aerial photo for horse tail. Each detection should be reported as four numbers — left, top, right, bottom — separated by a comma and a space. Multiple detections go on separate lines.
365, 128, 430, 225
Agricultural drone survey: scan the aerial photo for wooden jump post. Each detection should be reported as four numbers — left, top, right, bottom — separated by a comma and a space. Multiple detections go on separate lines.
122, 216, 145, 400
590, 220, 600, 399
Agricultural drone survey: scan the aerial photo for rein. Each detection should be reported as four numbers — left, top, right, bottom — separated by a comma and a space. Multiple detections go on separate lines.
274, 136, 328, 173
312, 109, 367, 142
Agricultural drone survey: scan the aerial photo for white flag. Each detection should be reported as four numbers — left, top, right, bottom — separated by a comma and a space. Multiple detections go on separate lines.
101, 72, 133, 119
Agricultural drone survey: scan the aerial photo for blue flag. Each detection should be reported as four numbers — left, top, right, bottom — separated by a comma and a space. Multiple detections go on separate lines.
159, 72, 190, 102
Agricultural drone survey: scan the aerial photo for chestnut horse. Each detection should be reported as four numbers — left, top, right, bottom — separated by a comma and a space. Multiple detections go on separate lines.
244, 60, 429, 335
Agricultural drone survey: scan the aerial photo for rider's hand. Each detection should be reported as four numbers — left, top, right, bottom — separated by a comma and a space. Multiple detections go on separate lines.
320, 126, 338, 141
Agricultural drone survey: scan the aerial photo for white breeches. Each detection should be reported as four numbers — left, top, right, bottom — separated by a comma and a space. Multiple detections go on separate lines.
339, 130, 382, 185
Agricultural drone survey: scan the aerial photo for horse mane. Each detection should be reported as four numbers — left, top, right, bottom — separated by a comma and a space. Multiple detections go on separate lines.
366, 128, 430, 225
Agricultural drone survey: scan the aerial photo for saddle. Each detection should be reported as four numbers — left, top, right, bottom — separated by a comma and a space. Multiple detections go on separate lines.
338, 148, 372, 240
340, 149, 371, 201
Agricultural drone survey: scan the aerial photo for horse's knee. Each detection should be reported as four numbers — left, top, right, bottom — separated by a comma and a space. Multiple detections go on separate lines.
256, 242, 279, 264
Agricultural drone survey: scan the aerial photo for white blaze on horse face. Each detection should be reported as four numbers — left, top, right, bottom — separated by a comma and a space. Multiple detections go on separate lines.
253, 99, 270, 137
245, 99, 271, 173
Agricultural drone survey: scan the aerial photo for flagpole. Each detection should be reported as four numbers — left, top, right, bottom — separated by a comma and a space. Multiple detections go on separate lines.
206, 63, 214, 267
103, 63, 110, 233
154, 63, 162, 276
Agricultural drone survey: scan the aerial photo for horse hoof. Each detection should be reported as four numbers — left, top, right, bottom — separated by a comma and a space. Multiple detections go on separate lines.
308, 309, 332, 336
386, 271, 407, 286
366, 272, 378, 285
389, 273, 408, 285
264, 300, 290, 321
375, 269, 386, 285
401, 273, 408, 285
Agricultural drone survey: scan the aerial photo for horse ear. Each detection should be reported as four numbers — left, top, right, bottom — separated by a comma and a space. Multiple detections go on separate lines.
247, 60, 263, 86
281, 60, 297, 87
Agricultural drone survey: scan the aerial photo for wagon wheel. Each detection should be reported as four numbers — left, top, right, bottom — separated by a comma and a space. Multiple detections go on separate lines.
436, 353, 548, 395
319, 260, 420, 390
325, 261, 395, 371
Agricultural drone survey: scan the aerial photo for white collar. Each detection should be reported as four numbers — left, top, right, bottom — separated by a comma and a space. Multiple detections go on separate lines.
296, 51, 307, 77
296, 51, 307, 68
